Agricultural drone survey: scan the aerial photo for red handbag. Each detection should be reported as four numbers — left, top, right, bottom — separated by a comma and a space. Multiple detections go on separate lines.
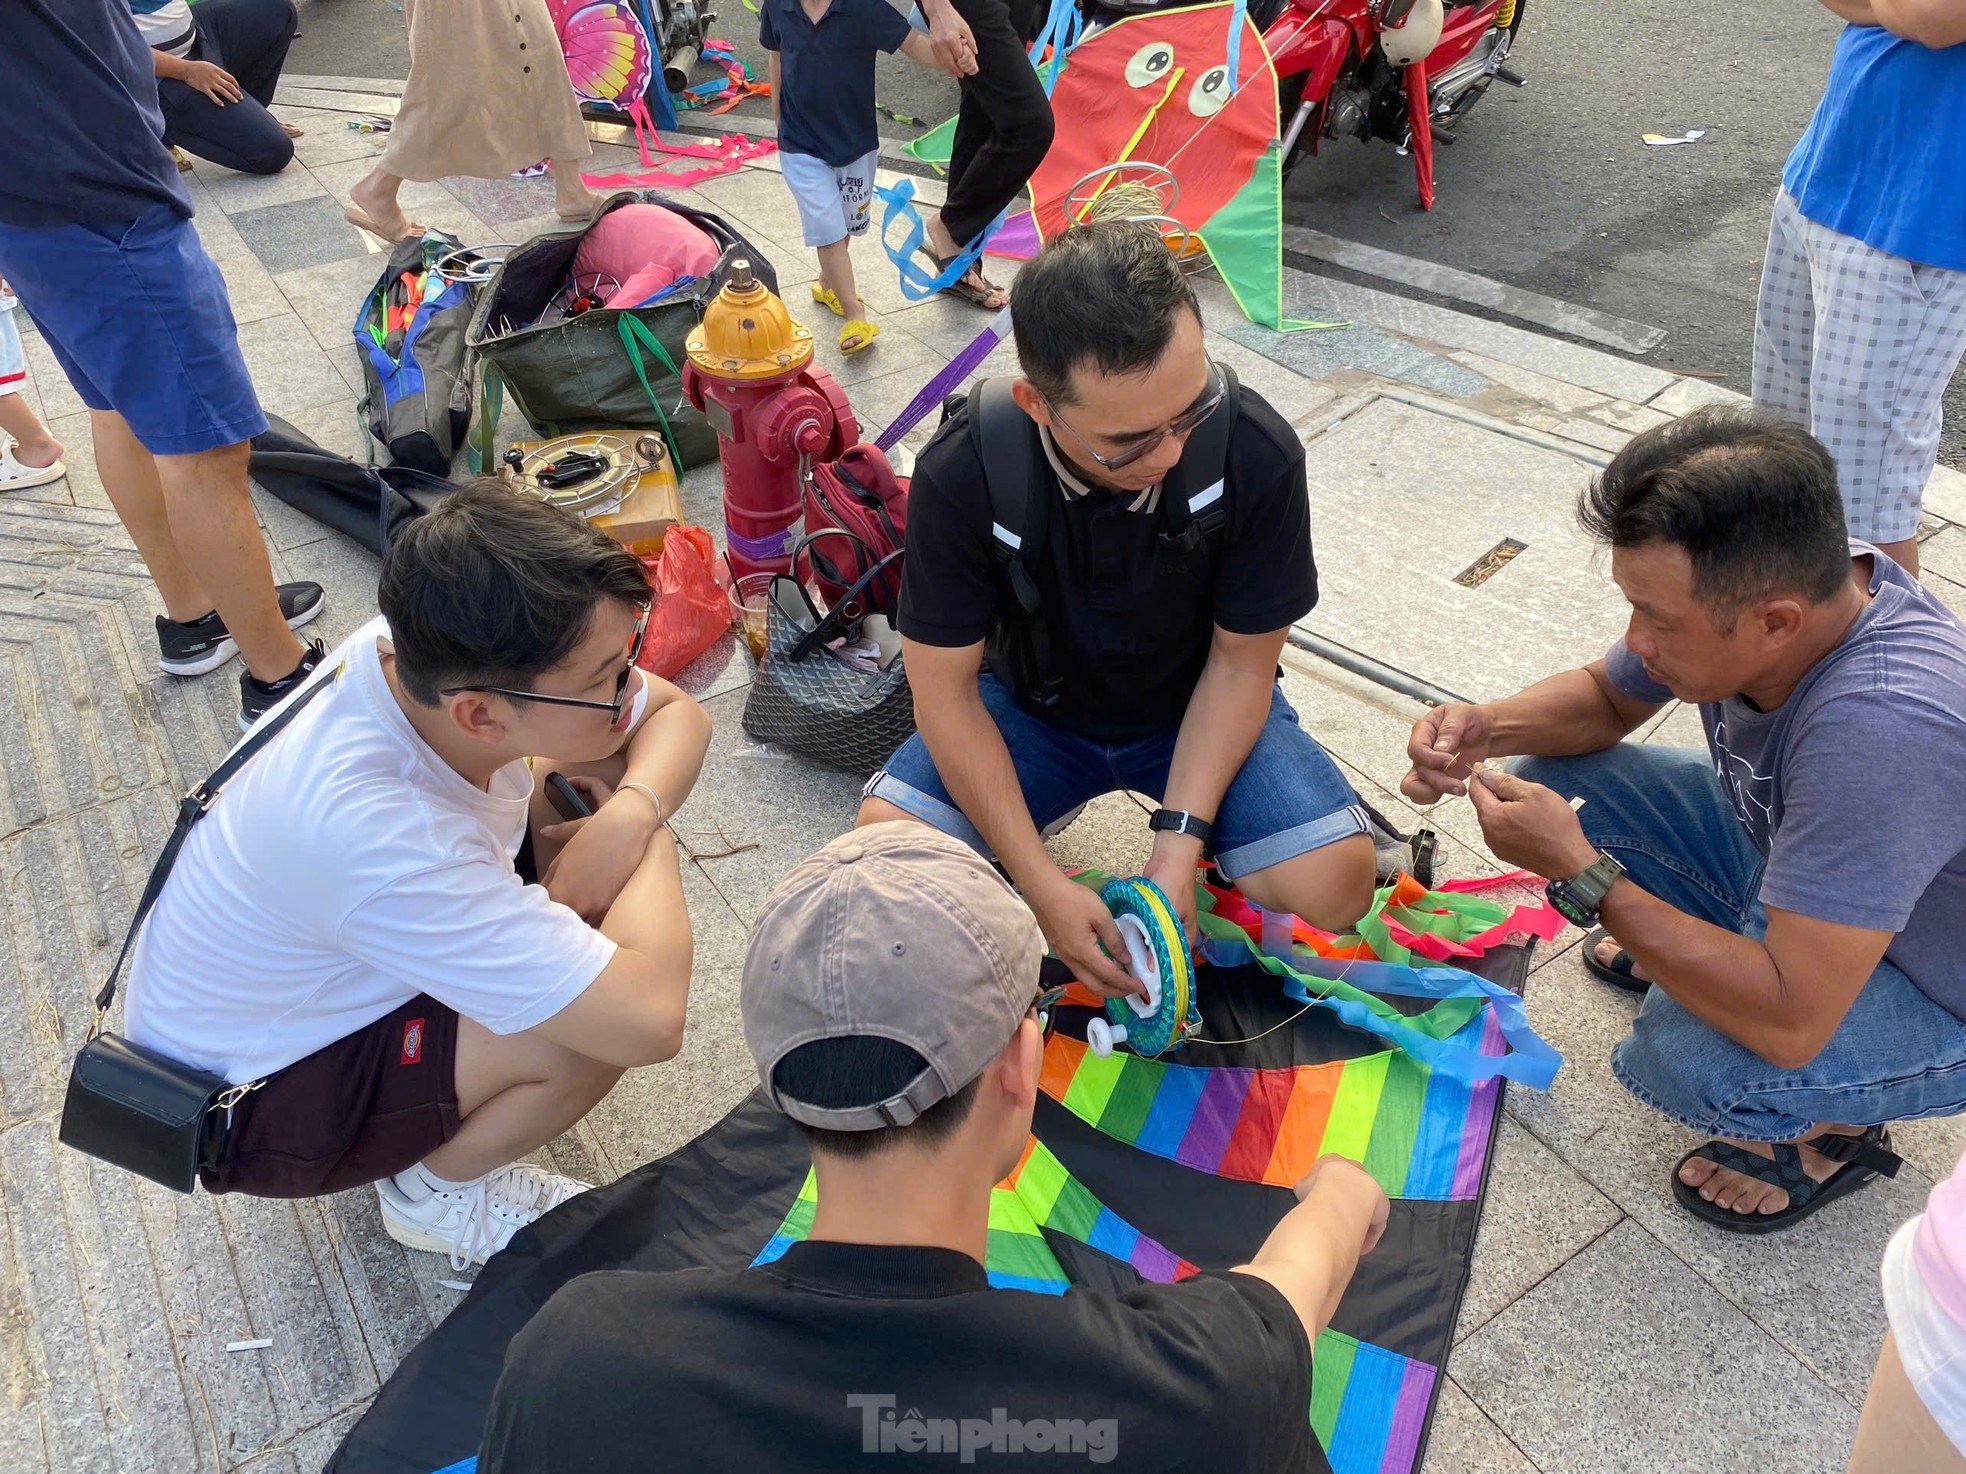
801, 443, 908, 614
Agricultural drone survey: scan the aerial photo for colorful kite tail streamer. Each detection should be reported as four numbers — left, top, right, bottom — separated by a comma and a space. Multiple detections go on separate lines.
1435, 869, 1544, 893
876, 177, 1004, 301
873, 305, 1013, 451
582, 106, 777, 188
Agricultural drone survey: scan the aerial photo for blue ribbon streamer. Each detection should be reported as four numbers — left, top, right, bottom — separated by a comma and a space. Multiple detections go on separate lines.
877, 178, 1006, 301
1223, 0, 1248, 98
1200, 938, 1564, 1090
878, 0, 1084, 301
633, 0, 679, 130
1027, 0, 1083, 95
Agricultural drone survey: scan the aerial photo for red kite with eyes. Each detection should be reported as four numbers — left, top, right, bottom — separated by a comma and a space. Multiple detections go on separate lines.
1028, 4, 1277, 246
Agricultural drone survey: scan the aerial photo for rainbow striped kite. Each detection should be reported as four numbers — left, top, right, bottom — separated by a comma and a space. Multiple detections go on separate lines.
1039, 1020, 1504, 1200
754, 1139, 1439, 1474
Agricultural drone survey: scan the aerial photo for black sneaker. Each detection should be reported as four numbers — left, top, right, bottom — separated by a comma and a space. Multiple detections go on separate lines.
156, 581, 326, 677
238, 639, 327, 732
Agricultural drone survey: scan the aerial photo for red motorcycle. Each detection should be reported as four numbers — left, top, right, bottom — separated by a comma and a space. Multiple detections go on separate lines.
1087, 0, 1528, 210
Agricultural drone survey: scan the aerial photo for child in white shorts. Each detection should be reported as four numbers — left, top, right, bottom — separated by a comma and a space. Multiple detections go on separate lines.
0, 281, 67, 493
760, 0, 952, 355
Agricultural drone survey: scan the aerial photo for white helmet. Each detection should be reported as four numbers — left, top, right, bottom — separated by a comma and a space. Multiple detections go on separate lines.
1380, 0, 1444, 67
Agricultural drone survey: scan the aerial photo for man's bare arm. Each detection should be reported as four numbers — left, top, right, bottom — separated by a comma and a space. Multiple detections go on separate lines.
1233, 1157, 1388, 1340
1817, 0, 1878, 24
1600, 887, 1891, 1069
1403, 662, 1660, 803
903, 638, 1135, 995
530, 827, 693, 1067
1870, 0, 1966, 46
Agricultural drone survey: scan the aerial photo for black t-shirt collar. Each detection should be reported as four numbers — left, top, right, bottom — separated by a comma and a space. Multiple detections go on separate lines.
1039, 426, 1161, 515
762, 1241, 990, 1299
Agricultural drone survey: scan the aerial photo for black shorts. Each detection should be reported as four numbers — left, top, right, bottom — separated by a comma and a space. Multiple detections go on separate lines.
200, 996, 461, 1198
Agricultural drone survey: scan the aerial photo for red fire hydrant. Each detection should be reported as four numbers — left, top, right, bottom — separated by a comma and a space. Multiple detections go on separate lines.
682, 260, 858, 579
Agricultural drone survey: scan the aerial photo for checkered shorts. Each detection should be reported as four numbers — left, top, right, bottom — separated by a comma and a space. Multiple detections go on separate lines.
1752, 190, 1966, 543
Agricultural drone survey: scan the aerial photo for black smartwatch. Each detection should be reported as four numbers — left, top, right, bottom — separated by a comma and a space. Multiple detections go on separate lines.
1546, 853, 1626, 928
1149, 808, 1214, 846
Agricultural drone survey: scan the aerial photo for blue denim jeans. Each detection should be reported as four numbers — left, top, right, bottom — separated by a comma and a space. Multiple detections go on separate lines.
868, 674, 1369, 881
1517, 743, 1966, 1141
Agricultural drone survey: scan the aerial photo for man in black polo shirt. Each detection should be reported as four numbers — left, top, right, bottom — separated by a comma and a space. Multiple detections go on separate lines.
859, 220, 1374, 995
480, 823, 1388, 1471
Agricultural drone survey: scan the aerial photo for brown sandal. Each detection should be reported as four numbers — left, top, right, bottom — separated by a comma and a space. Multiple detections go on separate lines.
916, 244, 1007, 310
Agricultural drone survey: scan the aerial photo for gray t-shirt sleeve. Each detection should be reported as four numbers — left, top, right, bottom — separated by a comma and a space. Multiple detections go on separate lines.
1603, 639, 1673, 704
1760, 694, 1966, 932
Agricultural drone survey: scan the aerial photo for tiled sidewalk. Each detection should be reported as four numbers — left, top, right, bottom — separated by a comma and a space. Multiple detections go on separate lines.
3, 84, 1964, 1473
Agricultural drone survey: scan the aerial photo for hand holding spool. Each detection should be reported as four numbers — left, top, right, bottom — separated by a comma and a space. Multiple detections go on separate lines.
1084, 876, 1200, 1059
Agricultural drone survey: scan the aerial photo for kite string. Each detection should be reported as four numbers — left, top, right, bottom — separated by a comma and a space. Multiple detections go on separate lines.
1185, 928, 1366, 1048
1073, 67, 1185, 223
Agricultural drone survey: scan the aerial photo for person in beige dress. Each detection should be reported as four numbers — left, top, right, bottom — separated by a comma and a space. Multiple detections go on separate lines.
345, 0, 602, 240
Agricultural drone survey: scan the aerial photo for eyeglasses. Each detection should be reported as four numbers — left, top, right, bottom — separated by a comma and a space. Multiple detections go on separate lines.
440, 601, 652, 718
1044, 362, 1226, 473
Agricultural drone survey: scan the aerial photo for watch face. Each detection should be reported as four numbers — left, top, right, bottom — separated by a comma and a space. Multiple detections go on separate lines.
1545, 879, 1592, 928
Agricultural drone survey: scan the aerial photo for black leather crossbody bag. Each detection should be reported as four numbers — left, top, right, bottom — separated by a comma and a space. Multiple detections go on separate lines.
58, 668, 341, 1191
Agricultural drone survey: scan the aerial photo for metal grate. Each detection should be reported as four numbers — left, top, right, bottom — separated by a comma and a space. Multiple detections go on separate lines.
1453, 538, 1528, 589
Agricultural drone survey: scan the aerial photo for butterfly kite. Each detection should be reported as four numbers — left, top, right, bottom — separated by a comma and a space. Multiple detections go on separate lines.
548, 0, 655, 108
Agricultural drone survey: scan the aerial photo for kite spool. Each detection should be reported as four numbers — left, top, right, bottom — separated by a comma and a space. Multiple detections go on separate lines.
433, 243, 516, 286
1086, 876, 1199, 1059
1065, 162, 1195, 260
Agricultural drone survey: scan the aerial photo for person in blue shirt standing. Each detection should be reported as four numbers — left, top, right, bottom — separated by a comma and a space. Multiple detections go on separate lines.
761, 0, 961, 355
0, 0, 327, 729
1755, 2, 1966, 576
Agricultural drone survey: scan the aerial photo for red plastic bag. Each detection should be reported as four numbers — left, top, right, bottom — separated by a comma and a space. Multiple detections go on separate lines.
635, 525, 732, 679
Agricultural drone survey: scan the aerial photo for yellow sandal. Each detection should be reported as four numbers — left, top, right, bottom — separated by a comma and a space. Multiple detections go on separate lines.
811, 283, 845, 317
838, 319, 879, 356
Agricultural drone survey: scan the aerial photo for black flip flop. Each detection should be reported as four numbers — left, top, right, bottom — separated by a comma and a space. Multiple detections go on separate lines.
1580, 927, 1648, 994
1672, 1125, 1900, 1234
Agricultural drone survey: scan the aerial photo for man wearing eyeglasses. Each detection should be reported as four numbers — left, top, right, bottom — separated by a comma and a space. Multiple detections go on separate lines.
860, 221, 1374, 996
123, 482, 710, 1268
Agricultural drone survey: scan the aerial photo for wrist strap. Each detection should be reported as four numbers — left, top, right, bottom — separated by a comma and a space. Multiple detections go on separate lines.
1150, 808, 1213, 846
91, 664, 343, 1026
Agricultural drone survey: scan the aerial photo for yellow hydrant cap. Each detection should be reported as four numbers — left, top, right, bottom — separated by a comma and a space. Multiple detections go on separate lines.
685, 259, 814, 380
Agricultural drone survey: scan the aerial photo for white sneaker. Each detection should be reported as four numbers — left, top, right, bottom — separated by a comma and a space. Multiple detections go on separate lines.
0, 438, 65, 493
376, 1163, 592, 1272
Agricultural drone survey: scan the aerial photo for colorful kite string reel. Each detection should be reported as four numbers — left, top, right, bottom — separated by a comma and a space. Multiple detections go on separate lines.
1085, 876, 1200, 1060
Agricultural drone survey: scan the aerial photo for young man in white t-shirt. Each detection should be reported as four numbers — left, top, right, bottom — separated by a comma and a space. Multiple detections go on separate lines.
125, 482, 711, 1268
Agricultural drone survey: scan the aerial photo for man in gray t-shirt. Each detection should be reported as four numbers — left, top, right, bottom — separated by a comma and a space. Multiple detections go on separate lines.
1400, 407, 1966, 1235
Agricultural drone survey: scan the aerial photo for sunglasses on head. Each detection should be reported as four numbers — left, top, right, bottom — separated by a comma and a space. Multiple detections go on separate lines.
439, 601, 652, 719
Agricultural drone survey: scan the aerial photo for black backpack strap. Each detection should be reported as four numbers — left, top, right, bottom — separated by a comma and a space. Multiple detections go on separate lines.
1158, 362, 1241, 556
90, 664, 345, 1023
967, 380, 1065, 710
967, 380, 1049, 583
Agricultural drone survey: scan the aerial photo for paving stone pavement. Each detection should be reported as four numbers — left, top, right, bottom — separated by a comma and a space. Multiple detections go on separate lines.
3, 89, 1963, 1473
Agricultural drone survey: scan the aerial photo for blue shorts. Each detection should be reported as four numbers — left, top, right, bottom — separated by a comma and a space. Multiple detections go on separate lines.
867, 673, 1369, 880
780, 149, 879, 250
1516, 743, 1966, 1140
0, 205, 265, 455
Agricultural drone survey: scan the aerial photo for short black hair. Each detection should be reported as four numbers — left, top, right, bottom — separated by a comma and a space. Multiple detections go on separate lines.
1010, 220, 1200, 405
773, 1036, 984, 1161
378, 478, 650, 705
1577, 407, 1850, 622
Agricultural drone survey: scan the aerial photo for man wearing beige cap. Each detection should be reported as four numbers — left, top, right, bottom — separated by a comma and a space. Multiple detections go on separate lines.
480, 822, 1389, 1472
